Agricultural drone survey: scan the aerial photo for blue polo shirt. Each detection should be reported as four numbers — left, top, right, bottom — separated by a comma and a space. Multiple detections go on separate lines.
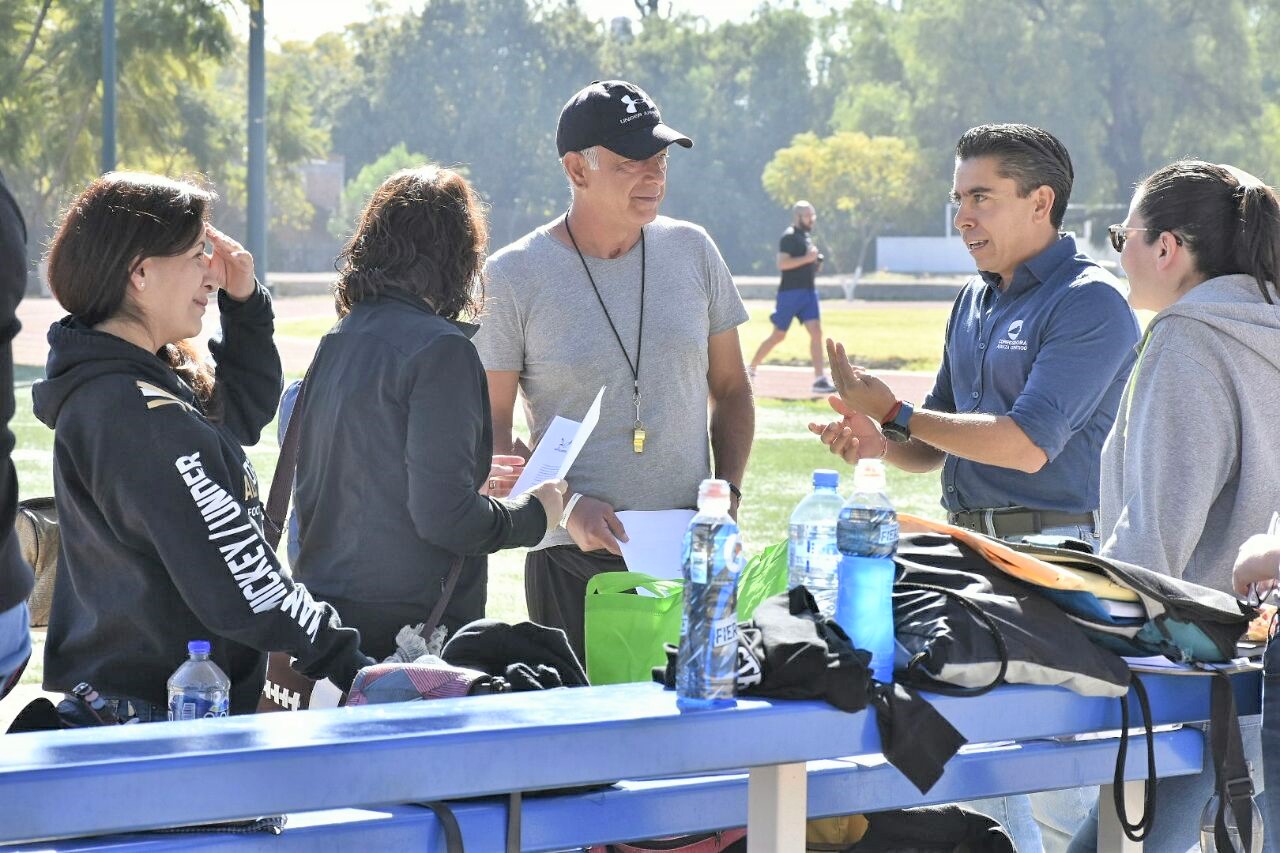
924, 234, 1139, 514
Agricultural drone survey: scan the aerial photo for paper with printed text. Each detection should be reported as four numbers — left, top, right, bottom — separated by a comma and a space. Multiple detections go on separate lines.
510, 386, 605, 498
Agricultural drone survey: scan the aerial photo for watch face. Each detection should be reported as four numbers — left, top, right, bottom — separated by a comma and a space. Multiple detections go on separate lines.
882, 423, 910, 443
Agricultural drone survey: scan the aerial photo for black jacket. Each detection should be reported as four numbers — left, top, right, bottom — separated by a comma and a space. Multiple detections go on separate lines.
0, 172, 31, 614
32, 285, 371, 713
294, 289, 546, 659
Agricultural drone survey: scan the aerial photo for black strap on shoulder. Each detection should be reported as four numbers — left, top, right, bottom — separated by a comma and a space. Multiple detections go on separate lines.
1210, 671, 1255, 851
421, 801, 465, 852
896, 581, 1008, 696
263, 373, 310, 553
1112, 671, 1157, 841
418, 555, 465, 645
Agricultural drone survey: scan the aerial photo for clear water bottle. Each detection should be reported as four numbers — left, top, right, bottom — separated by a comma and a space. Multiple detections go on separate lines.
677, 479, 745, 711
836, 459, 899, 684
1200, 793, 1264, 852
788, 469, 844, 618
167, 640, 230, 720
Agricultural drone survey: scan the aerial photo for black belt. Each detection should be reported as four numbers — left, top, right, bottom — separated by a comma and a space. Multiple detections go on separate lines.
947, 508, 1095, 538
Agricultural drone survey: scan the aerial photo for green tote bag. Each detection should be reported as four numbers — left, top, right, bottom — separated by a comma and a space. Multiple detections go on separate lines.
584, 540, 791, 686
584, 571, 684, 685
736, 539, 789, 621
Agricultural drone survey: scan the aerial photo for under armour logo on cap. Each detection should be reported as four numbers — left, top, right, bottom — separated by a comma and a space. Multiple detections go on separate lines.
556, 79, 693, 159
620, 93, 649, 114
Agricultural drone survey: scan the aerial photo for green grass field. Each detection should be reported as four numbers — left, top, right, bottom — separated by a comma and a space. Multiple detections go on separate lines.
278, 301, 954, 373
737, 301, 950, 371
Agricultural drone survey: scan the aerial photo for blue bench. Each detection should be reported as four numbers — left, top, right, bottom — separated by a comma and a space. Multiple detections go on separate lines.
0, 671, 1260, 851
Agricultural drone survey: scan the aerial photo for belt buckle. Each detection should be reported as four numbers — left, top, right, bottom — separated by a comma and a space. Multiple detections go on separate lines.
1226, 775, 1257, 800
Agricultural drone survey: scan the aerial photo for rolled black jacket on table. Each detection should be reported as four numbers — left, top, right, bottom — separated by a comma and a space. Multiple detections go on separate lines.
442, 618, 588, 691
32, 283, 371, 713
656, 587, 966, 793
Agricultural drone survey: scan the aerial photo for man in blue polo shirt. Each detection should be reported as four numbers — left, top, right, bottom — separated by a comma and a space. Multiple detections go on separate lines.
811, 123, 1138, 548
810, 124, 1139, 851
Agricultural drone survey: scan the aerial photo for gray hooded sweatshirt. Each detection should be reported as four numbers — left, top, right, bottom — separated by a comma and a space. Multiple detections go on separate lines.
1100, 274, 1280, 592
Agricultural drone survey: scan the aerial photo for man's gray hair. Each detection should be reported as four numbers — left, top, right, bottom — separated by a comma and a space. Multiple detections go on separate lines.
792, 200, 814, 215
576, 146, 600, 170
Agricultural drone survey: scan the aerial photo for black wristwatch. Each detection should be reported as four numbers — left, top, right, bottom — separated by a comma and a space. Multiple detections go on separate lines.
881, 400, 914, 443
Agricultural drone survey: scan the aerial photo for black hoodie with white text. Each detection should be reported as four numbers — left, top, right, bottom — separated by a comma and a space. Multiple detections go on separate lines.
32, 284, 371, 713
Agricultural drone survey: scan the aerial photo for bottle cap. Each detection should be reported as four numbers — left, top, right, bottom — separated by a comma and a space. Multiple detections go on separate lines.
812, 469, 839, 489
697, 478, 731, 501
852, 459, 887, 493
187, 639, 211, 656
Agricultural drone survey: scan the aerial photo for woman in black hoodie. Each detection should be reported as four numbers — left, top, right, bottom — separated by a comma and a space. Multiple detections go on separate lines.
33, 173, 371, 717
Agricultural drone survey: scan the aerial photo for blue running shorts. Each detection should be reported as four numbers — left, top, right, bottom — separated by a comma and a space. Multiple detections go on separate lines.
770, 288, 820, 330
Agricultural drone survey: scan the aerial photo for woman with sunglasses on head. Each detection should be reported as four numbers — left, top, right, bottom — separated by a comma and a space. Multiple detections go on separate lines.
1068, 161, 1280, 852
33, 173, 371, 719
1099, 161, 1280, 591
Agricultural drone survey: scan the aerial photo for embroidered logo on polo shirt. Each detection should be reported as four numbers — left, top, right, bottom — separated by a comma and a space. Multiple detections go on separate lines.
996, 319, 1029, 352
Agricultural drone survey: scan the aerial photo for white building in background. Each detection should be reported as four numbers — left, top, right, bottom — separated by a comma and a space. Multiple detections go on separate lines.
876, 203, 1123, 276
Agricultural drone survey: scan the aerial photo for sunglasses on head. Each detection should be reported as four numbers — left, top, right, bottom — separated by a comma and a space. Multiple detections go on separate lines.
1107, 224, 1182, 253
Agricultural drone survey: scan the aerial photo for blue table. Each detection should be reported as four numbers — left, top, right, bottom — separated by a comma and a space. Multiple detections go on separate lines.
0, 672, 1260, 851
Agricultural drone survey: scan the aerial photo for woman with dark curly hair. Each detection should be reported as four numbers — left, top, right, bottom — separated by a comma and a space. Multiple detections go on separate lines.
293, 166, 566, 659
32, 172, 371, 717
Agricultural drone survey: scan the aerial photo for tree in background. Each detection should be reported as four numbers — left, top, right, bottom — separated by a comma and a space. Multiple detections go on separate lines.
330, 0, 605, 251
607, 7, 816, 271
0, 0, 231, 271
328, 143, 432, 240
6, 0, 1280, 280
328, 1, 815, 273
877, 0, 1261, 209
763, 131, 924, 299
0, 0, 329, 278
173, 46, 329, 243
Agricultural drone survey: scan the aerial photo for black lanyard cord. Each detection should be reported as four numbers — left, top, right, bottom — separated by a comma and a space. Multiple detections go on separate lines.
563, 212, 645, 399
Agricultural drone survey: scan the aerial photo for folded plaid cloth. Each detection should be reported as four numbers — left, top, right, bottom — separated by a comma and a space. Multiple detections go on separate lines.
346, 658, 501, 705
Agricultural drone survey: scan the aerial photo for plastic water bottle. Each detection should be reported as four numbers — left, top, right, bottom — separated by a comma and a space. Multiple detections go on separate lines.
1200, 794, 1264, 853
677, 479, 745, 710
167, 640, 231, 720
788, 469, 844, 618
836, 459, 899, 683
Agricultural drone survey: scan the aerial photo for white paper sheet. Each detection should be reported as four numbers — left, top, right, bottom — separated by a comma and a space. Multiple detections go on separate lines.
510, 386, 605, 498
615, 509, 696, 580
1122, 655, 1256, 674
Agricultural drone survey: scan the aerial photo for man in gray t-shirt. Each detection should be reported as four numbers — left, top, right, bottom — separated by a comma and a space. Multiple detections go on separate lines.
474, 80, 754, 660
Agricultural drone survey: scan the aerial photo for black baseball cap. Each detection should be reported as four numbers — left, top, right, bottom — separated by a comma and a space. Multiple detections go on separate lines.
556, 80, 693, 160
